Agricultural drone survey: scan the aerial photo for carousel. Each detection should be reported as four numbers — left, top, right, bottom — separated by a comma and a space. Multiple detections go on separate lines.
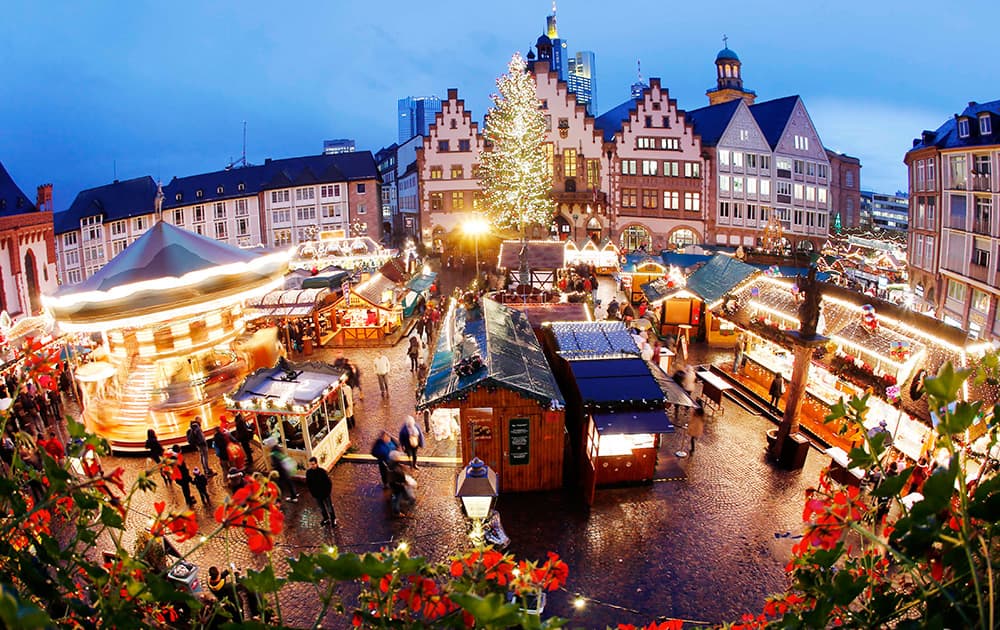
43, 221, 288, 451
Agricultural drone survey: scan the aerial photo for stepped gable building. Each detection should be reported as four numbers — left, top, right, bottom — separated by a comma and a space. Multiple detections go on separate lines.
56, 153, 380, 285
0, 161, 57, 316
906, 99, 1000, 337
416, 88, 484, 252
594, 78, 706, 251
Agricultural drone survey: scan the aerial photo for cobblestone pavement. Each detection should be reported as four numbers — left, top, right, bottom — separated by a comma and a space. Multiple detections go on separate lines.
94, 265, 828, 628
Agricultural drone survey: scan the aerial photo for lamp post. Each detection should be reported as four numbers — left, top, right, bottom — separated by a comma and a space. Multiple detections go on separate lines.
455, 457, 498, 546
462, 217, 489, 289
572, 212, 579, 241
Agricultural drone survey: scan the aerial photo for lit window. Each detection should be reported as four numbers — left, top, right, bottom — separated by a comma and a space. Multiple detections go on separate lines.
563, 149, 578, 177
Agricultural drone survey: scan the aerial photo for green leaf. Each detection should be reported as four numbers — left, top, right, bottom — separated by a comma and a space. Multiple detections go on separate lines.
871, 468, 912, 498
923, 362, 970, 403
824, 400, 847, 424
449, 591, 523, 625
313, 551, 372, 581
67, 417, 87, 439
241, 565, 283, 593
970, 474, 1000, 521
939, 401, 981, 435
286, 555, 320, 583
99, 504, 124, 529
918, 461, 958, 514
847, 446, 876, 470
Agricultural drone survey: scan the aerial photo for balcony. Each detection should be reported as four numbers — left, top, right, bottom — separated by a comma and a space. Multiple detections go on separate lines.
973, 219, 991, 236
972, 173, 993, 192
969, 262, 990, 284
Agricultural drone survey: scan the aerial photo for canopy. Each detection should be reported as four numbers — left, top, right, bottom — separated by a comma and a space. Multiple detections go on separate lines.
593, 409, 674, 435
353, 274, 398, 306
685, 254, 758, 305
229, 361, 345, 411
548, 321, 639, 359
300, 270, 350, 290
406, 272, 438, 293
248, 288, 330, 319
570, 358, 666, 407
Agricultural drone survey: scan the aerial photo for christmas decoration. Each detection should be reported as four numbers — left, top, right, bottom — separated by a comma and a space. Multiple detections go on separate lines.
479, 53, 554, 235
861, 304, 878, 333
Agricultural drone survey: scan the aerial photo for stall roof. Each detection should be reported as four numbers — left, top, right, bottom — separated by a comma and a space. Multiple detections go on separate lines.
685, 254, 758, 304
406, 272, 438, 293
517, 303, 591, 330
641, 278, 698, 304
300, 269, 350, 290
419, 298, 563, 409
353, 273, 398, 306
498, 240, 567, 271
548, 321, 639, 359
593, 409, 674, 435
833, 321, 927, 363
379, 257, 412, 284
229, 361, 345, 409
621, 253, 666, 274
248, 288, 330, 318
570, 358, 666, 406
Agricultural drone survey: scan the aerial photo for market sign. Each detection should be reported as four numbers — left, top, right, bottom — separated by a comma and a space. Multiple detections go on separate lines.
508, 417, 530, 466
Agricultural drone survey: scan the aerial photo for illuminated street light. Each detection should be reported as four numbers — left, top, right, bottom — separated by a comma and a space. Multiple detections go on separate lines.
463, 217, 490, 288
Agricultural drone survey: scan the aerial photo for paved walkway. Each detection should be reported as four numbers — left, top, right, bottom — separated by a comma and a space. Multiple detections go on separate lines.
91, 264, 828, 628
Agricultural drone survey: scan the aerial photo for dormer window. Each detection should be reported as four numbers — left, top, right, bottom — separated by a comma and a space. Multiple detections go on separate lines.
217, 186, 224, 194
980, 115, 992, 135
238, 183, 245, 191
958, 118, 970, 138
196, 189, 204, 198
175, 193, 183, 201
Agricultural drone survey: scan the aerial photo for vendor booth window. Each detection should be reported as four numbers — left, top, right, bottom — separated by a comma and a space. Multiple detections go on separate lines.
306, 407, 331, 444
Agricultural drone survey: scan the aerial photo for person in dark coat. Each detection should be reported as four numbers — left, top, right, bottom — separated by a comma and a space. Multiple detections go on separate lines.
232, 413, 254, 469
768, 373, 785, 412
145, 429, 172, 487
606, 297, 620, 320
371, 430, 401, 488
269, 444, 299, 503
192, 467, 211, 506
173, 447, 196, 507
305, 456, 337, 526
398, 415, 424, 469
386, 450, 412, 518
186, 418, 214, 476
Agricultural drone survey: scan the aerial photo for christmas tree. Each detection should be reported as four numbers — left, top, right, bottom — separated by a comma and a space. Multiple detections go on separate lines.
479, 53, 553, 238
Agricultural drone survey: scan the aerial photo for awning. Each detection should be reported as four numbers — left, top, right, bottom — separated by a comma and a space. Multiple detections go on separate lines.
406, 272, 437, 293
593, 409, 674, 434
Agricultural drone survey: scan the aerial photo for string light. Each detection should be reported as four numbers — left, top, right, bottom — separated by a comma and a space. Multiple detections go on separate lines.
396, 541, 409, 552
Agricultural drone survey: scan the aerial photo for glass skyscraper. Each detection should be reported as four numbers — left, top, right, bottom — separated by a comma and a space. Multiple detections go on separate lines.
397, 96, 443, 143
567, 51, 597, 115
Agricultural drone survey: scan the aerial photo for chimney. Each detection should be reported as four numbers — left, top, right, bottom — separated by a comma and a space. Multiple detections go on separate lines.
264, 158, 272, 165
447, 88, 458, 100
969, 101, 978, 108
36, 183, 53, 212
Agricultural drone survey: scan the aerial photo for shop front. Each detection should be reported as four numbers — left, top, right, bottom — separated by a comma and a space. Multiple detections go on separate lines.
564, 238, 620, 275
225, 361, 350, 475
247, 288, 340, 350
328, 273, 403, 345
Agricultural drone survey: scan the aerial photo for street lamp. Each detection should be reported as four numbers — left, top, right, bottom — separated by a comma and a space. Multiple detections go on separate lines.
572, 212, 579, 241
455, 457, 498, 546
462, 217, 489, 288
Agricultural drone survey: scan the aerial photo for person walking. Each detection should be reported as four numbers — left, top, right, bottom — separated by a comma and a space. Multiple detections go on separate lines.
186, 418, 214, 476
192, 467, 211, 506
233, 412, 255, 469
733, 334, 746, 374
398, 415, 425, 469
305, 456, 337, 526
173, 447, 196, 508
371, 430, 400, 488
145, 429, 173, 487
687, 405, 705, 454
268, 442, 299, 503
407, 336, 420, 373
387, 450, 413, 518
768, 372, 785, 412
213, 426, 231, 475
606, 297, 620, 320
373, 352, 391, 397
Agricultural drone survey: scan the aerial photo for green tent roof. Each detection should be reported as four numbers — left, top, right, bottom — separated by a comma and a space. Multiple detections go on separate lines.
685, 254, 758, 304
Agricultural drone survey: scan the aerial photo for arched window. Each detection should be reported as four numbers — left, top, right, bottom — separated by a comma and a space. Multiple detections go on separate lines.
619, 225, 652, 252
669, 228, 698, 249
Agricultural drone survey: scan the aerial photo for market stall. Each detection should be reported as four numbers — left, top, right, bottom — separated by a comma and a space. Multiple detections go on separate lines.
225, 361, 350, 475
289, 236, 395, 273
498, 240, 565, 291
327, 273, 403, 345
618, 255, 667, 305
563, 238, 620, 274
417, 297, 565, 493
246, 288, 340, 350
402, 271, 437, 318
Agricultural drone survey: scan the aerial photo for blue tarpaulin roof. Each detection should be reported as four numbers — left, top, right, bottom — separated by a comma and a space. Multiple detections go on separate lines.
593, 409, 674, 435
570, 358, 666, 405
660, 252, 711, 269
229, 361, 345, 409
406, 272, 437, 293
548, 321, 639, 359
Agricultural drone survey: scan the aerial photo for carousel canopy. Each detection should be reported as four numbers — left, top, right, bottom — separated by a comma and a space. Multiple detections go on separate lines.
685, 254, 758, 305
547, 321, 639, 359
44, 221, 288, 331
229, 361, 345, 410
418, 299, 563, 409
498, 240, 565, 271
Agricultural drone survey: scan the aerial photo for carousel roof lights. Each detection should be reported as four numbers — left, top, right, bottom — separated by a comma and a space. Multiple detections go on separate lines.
44, 249, 289, 310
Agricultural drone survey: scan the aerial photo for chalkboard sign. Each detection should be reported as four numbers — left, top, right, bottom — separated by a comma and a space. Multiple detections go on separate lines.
508, 417, 530, 466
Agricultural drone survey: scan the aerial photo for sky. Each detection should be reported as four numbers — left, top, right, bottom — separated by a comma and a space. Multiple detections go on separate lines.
1, 0, 997, 211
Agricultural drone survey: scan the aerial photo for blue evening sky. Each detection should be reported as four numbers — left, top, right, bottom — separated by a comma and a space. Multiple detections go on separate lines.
1, 1, 996, 209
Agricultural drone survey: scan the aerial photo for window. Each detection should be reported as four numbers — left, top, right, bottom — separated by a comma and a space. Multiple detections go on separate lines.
719, 201, 730, 218
296, 206, 316, 221
111, 240, 126, 256
776, 158, 793, 174
746, 153, 757, 169
760, 155, 770, 171
334, 184, 341, 196
732, 152, 743, 168
641, 160, 658, 176
747, 178, 757, 195
642, 189, 658, 208
173, 209, 184, 225
950, 155, 967, 189
807, 162, 816, 177
661, 138, 680, 151
669, 228, 697, 248
237, 218, 249, 237
818, 188, 827, 204
356, 183, 366, 194
64, 250, 79, 266
449, 118, 458, 129
459, 139, 471, 152
235, 199, 248, 216
794, 135, 810, 150
663, 191, 679, 210
760, 180, 771, 198
720, 175, 730, 192
794, 160, 804, 175
196, 189, 204, 199
194, 224, 204, 236
817, 164, 827, 179
270, 190, 289, 203
684, 192, 701, 211
563, 149, 577, 177
732, 178, 744, 194
63, 232, 78, 246
356, 204, 366, 215
719, 150, 730, 167
621, 159, 637, 175
83, 244, 104, 263
586, 159, 600, 189
134, 216, 147, 231
975, 154, 991, 176
175, 193, 183, 201
295, 188, 315, 201
925, 236, 934, 267
430, 166, 443, 179
948, 280, 966, 302
926, 197, 936, 226
110, 220, 126, 237
271, 209, 290, 224
451, 165, 463, 179
662, 116, 670, 128
321, 185, 334, 197
451, 192, 464, 210
82, 216, 103, 241
793, 210, 804, 226
663, 161, 679, 177
214, 202, 225, 219
777, 181, 792, 197
67, 269, 82, 284
273, 229, 291, 247
636, 137, 657, 150
958, 118, 970, 138
215, 221, 228, 240
972, 237, 990, 267
473, 191, 483, 209
805, 211, 816, 227
238, 183, 245, 192
980, 115, 992, 135
794, 184, 803, 200
216, 186, 224, 194
430, 193, 443, 210
438, 140, 450, 152
621, 188, 638, 208
747, 204, 757, 221
916, 160, 926, 190
972, 289, 990, 312
806, 186, 815, 202
739, 129, 749, 141
644, 116, 653, 128
733, 203, 743, 219
321, 204, 340, 219
193, 205, 205, 222
684, 162, 700, 178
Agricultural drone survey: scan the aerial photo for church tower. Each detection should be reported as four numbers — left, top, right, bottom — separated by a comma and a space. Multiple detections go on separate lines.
706, 37, 756, 105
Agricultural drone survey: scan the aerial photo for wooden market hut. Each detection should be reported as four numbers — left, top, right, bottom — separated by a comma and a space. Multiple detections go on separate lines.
247, 287, 340, 351
683, 254, 759, 346
225, 360, 350, 475
327, 272, 403, 345
619, 254, 667, 304
417, 298, 565, 493
498, 240, 566, 291
564, 237, 620, 274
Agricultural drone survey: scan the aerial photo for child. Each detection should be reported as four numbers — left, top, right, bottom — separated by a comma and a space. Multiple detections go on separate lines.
192, 467, 211, 506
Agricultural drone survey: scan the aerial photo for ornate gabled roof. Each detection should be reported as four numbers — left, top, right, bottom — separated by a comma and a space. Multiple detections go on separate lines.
685, 99, 742, 147
749, 95, 800, 150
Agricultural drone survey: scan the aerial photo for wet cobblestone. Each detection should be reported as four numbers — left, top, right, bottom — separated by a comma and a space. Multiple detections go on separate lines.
91, 267, 828, 628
